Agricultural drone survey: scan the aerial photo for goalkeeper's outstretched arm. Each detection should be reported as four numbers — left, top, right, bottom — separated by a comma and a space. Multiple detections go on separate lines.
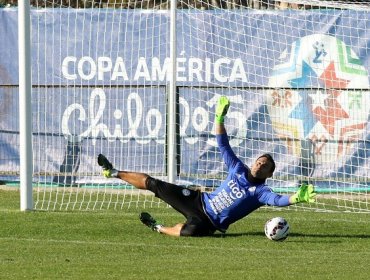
214, 96, 241, 169
215, 95, 230, 135
260, 183, 317, 207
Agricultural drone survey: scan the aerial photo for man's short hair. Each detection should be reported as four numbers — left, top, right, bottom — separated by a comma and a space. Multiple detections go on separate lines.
257, 154, 276, 173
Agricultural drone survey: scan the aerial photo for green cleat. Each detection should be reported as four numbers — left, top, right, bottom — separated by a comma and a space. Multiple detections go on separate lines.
140, 212, 161, 231
97, 154, 113, 170
97, 154, 117, 178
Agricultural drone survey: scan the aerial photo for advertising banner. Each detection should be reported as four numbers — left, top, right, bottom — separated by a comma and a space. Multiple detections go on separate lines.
0, 9, 369, 187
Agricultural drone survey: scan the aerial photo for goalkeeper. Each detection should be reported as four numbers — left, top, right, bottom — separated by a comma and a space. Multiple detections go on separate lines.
98, 96, 316, 237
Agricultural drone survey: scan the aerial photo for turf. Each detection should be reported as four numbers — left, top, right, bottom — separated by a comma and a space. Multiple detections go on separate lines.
0, 189, 369, 280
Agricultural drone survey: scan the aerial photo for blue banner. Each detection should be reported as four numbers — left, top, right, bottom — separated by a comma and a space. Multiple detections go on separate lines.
0, 8, 369, 188
1, 9, 370, 86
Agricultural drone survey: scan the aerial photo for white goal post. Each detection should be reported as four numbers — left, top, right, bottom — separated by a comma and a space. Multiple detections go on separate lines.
3, 0, 369, 212
18, 0, 33, 211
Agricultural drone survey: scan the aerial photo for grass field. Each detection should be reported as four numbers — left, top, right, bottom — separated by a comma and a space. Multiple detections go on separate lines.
1, 189, 369, 280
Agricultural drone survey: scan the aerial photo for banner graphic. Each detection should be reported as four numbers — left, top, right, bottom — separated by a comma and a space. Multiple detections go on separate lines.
0, 9, 369, 186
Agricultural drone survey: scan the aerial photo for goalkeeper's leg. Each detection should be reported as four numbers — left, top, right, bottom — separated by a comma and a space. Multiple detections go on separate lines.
97, 155, 215, 237
97, 154, 149, 190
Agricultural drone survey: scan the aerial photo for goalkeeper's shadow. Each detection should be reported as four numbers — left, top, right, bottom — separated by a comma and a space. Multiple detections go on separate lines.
287, 232, 370, 239
212, 232, 265, 238
212, 232, 370, 240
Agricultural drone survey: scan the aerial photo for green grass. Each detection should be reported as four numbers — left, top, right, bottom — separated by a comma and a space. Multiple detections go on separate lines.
1, 190, 369, 280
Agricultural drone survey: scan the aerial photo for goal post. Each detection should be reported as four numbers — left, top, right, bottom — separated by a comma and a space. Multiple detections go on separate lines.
1, 0, 369, 212
18, 0, 33, 211
168, 0, 178, 184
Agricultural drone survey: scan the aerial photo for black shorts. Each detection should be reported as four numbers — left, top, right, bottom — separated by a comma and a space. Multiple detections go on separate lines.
145, 176, 216, 237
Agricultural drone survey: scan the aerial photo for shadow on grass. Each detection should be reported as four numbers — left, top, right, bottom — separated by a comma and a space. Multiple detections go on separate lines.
214, 232, 370, 239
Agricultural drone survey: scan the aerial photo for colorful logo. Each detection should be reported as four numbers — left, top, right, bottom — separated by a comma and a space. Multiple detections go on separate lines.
267, 34, 369, 164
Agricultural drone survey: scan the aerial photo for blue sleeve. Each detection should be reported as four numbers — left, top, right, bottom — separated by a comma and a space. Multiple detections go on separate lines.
216, 133, 241, 170
258, 188, 291, 207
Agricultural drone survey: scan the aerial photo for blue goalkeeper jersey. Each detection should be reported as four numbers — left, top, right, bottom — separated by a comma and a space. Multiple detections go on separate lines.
201, 133, 290, 232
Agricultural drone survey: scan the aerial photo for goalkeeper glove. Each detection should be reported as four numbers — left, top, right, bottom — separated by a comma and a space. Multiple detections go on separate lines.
290, 183, 317, 204
215, 96, 230, 124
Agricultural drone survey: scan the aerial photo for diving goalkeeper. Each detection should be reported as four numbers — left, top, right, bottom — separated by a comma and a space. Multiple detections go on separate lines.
98, 96, 316, 237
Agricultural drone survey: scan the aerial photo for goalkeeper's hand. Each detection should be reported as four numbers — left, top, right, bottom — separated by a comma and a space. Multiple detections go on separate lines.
290, 183, 317, 204
215, 96, 230, 124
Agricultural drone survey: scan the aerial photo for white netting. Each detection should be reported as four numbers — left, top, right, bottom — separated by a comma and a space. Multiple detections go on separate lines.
0, 0, 368, 211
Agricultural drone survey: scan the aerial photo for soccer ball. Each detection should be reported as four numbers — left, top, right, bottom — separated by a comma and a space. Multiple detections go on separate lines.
264, 217, 290, 241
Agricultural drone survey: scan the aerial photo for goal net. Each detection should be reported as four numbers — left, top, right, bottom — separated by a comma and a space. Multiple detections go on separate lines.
0, 0, 369, 212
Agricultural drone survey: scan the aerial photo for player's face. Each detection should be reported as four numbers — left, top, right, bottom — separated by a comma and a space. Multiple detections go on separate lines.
250, 157, 273, 179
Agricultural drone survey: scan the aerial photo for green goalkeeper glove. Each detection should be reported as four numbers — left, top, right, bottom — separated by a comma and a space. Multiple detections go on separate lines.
290, 183, 317, 204
215, 96, 230, 124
